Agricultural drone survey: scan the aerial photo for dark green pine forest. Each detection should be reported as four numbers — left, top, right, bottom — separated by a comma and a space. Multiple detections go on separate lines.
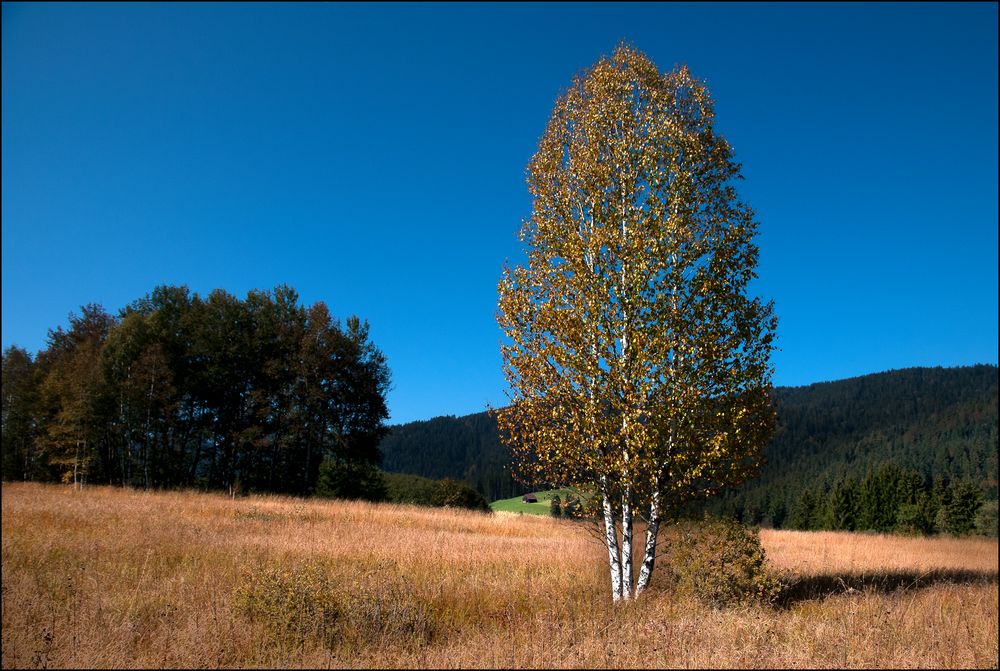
702, 365, 997, 534
381, 365, 998, 534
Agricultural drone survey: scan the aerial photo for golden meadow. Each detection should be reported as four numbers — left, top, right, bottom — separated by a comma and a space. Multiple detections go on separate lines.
2, 482, 996, 668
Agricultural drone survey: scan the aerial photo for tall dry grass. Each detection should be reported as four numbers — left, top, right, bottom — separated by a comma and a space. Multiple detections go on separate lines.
2, 482, 996, 669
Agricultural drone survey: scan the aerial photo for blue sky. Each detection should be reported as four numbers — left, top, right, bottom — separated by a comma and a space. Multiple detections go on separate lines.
3, 2, 997, 424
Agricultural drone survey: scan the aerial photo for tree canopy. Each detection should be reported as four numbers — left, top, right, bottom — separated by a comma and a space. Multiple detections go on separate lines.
1, 284, 390, 498
496, 44, 777, 601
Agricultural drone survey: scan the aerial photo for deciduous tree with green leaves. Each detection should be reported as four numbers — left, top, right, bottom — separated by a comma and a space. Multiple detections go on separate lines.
496, 44, 777, 601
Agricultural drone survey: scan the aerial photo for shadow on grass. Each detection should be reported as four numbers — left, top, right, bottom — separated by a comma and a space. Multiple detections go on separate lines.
775, 568, 999, 608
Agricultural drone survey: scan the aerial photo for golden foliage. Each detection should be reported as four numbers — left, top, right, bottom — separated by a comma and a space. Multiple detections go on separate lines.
496, 43, 777, 512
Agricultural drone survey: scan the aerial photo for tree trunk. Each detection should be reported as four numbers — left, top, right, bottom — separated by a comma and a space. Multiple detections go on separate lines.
621, 488, 634, 599
600, 476, 624, 601
636, 481, 661, 595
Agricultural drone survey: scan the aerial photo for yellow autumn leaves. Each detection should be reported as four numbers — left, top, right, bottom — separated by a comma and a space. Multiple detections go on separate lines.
496, 43, 777, 512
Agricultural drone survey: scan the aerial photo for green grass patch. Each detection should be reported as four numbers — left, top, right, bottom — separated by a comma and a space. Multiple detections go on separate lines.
489, 489, 574, 515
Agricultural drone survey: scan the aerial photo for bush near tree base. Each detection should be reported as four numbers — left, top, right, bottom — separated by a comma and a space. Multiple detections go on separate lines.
663, 515, 782, 608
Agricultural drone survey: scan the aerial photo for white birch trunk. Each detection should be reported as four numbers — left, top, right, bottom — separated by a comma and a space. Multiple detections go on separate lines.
621, 488, 634, 599
634, 269, 679, 597
636, 481, 660, 595
600, 476, 624, 601
617, 181, 638, 600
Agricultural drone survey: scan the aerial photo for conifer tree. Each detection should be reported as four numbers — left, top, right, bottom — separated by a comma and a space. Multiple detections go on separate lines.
790, 488, 817, 530
830, 477, 857, 531
550, 494, 563, 517
941, 480, 983, 535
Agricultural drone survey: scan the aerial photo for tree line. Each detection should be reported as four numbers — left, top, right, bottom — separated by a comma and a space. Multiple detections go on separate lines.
727, 462, 992, 536
375, 470, 491, 512
1, 284, 390, 497
699, 365, 998, 534
551, 463, 994, 536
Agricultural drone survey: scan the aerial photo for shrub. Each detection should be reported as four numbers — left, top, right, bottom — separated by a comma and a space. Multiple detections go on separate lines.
381, 472, 490, 512
663, 515, 782, 608
234, 504, 278, 522
550, 494, 562, 517
562, 498, 578, 517
315, 459, 388, 502
232, 560, 438, 650
431, 478, 491, 512
341, 577, 437, 646
382, 470, 440, 505
232, 560, 341, 647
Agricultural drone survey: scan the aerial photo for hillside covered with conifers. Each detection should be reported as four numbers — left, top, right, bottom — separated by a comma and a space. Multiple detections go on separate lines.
380, 365, 998, 530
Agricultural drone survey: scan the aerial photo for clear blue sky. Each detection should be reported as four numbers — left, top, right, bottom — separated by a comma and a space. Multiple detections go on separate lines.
3, 2, 997, 424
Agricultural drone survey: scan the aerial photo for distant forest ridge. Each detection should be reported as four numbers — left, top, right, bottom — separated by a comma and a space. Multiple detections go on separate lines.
379, 365, 999, 513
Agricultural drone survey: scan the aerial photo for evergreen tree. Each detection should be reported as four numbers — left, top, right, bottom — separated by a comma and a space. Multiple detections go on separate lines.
380, 366, 997, 511
857, 463, 903, 532
829, 476, 857, 531
765, 496, 788, 529
931, 476, 952, 533
550, 494, 563, 517
895, 491, 936, 535
974, 500, 998, 537
790, 489, 817, 530
940, 481, 983, 535
896, 468, 925, 507
743, 501, 764, 526
693, 366, 997, 525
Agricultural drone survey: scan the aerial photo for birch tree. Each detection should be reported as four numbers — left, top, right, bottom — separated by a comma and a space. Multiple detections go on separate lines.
496, 44, 777, 601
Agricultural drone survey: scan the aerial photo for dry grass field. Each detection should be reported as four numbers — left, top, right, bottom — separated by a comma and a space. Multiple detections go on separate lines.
2, 482, 997, 669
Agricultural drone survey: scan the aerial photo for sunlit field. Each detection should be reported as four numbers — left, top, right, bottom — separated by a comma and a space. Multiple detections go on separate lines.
488, 489, 575, 515
2, 482, 996, 669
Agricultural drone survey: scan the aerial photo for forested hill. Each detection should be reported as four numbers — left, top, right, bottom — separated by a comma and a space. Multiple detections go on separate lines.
702, 364, 997, 528
379, 365, 998, 511
380, 412, 513, 500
